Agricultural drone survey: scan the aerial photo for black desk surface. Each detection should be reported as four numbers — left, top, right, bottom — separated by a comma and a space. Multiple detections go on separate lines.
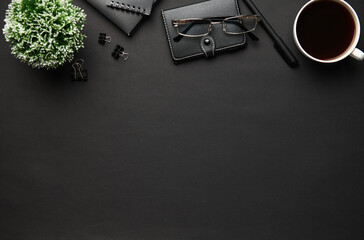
1, 0, 364, 239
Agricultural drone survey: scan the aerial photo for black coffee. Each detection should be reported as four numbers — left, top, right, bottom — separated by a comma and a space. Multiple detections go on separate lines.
296, 0, 356, 60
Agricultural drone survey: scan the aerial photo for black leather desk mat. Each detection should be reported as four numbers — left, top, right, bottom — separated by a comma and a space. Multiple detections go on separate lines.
1, 0, 364, 239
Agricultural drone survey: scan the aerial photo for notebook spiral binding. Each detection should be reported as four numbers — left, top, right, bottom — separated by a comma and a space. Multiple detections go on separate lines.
106, 0, 147, 14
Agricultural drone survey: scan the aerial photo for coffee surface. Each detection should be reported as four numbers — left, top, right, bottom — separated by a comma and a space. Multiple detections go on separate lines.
296, 0, 356, 60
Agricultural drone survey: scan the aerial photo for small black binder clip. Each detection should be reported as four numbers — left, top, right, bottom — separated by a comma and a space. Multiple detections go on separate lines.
71, 59, 88, 81
112, 44, 129, 61
98, 33, 112, 45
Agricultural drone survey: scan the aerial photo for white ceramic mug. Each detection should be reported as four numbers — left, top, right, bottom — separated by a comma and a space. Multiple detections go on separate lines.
293, 0, 364, 63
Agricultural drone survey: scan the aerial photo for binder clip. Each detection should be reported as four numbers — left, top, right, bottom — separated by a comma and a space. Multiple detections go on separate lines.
71, 59, 88, 81
112, 44, 129, 61
98, 33, 112, 45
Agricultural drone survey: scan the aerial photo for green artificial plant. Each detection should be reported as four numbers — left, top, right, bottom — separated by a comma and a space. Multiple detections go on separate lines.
3, 0, 86, 69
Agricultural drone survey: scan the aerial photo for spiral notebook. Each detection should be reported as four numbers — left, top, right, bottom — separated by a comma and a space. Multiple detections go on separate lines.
86, 0, 159, 36
105, 0, 154, 16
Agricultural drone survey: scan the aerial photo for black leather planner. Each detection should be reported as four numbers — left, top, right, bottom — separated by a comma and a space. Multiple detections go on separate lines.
105, 0, 154, 16
161, 0, 246, 63
86, 0, 159, 36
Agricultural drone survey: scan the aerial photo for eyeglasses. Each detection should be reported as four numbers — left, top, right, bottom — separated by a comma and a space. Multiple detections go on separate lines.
172, 15, 261, 38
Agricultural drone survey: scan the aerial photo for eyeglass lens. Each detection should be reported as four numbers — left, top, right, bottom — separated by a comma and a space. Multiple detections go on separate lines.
178, 20, 211, 36
224, 17, 258, 34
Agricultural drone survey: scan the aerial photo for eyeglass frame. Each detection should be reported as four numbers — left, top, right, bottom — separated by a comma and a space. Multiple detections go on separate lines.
172, 15, 261, 38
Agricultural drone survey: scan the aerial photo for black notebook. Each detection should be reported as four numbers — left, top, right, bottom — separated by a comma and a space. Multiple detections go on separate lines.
86, 0, 159, 36
162, 0, 246, 63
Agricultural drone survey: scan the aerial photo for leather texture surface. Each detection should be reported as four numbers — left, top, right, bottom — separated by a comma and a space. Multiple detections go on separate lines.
105, 0, 154, 16
2, 0, 364, 239
162, 0, 246, 63
86, 0, 158, 36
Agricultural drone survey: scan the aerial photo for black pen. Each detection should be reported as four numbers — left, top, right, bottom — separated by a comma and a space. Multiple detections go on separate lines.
243, 0, 299, 68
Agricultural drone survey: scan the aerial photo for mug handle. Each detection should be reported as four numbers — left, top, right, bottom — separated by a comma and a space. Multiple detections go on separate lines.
350, 48, 364, 61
